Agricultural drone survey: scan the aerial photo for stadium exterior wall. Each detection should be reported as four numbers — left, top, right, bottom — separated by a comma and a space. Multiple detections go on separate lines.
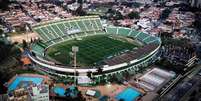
29, 47, 160, 80
29, 40, 161, 78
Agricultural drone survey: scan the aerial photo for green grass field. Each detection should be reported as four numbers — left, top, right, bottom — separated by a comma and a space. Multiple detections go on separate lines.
46, 35, 138, 66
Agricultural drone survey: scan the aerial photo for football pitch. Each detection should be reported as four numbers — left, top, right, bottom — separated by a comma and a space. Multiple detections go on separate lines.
46, 35, 138, 66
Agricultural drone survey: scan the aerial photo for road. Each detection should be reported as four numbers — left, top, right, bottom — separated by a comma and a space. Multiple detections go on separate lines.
159, 63, 201, 101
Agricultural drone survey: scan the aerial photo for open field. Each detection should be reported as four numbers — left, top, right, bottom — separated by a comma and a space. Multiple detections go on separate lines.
46, 34, 138, 66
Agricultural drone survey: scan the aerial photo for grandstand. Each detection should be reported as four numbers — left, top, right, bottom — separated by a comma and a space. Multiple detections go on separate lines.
32, 16, 103, 46
29, 16, 161, 81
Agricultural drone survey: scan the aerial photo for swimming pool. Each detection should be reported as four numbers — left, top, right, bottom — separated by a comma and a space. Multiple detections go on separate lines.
8, 76, 44, 91
53, 87, 65, 96
53, 86, 79, 97
115, 88, 141, 101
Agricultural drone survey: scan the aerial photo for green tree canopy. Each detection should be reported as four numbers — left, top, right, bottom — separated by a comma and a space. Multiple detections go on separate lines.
160, 8, 171, 20
128, 11, 140, 19
106, 9, 123, 20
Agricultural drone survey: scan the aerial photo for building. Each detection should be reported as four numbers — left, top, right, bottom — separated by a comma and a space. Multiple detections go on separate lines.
137, 18, 153, 30
0, 94, 8, 101
189, 0, 201, 8
8, 84, 49, 101
28, 85, 49, 101
8, 88, 30, 101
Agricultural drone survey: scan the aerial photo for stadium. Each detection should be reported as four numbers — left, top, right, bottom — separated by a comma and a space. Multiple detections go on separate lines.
29, 16, 161, 83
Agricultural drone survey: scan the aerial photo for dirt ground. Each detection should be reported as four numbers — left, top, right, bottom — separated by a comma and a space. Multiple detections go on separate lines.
10, 32, 39, 43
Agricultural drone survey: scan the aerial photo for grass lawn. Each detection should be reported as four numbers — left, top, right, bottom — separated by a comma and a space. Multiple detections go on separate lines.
46, 35, 138, 66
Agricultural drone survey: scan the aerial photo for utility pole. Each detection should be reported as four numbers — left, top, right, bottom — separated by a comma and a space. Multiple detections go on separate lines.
72, 46, 79, 85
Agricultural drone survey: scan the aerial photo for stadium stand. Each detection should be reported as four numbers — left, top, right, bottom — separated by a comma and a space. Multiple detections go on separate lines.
104, 44, 158, 66
105, 27, 159, 45
105, 27, 117, 35
32, 16, 103, 44
31, 43, 45, 56
117, 28, 130, 36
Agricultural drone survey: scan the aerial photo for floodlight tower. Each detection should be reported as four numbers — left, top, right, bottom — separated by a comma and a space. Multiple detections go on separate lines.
72, 46, 79, 85
25, 24, 30, 43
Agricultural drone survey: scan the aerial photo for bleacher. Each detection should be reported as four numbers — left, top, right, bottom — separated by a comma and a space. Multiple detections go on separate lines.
117, 28, 130, 36
130, 30, 139, 38
143, 36, 156, 44
91, 20, 99, 30
31, 43, 45, 56
83, 20, 93, 31
136, 32, 150, 41
32, 16, 103, 45
105, 27, 117, 34
33, 15, 159, 47
104, 44, 158, 66
106, 27, 160, 45
96, 19, 103, 29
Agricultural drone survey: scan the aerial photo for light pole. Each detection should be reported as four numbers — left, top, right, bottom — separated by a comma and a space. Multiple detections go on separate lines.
25, 24, 30, 43
72, 46, 79, 85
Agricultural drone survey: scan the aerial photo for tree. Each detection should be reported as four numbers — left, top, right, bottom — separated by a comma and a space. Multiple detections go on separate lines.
77, 0, 83, 4
160, 8, 171, 20
76, 91, 85, 101
109, 74, 118, 83
190, 90, 196, 97
0, 41, 12, 62
128, 11, 140, 19
106, 9, 123, 20
74, 86, 78, 92
132, 2, 142, 8
22, 40, 28, 49
75, 5, 86, 16
122, 71, 130, 79
193, 18, 201, 31
0, 0, 9, 10
64, 88, 71, 97
119, 99, 124, 101
0, 82, 7, 94
100, 74, 106, 84
97, 67, 103, 74
75, 71, 79, 76
0, 29, 3, 35
87, 71, 92, 79
113, 11, 123, 20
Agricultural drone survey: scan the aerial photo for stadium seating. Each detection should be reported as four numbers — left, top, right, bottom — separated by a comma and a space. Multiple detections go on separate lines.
76, 20, 87, 31
33, 16, 160, 50
96, 19, 103, 29
32, 16, 103, 44
31, 43, 45, 56
117, 28, 130, 36
136, 32, 150, 41
106, 26, 160, 45
51, 24, 64, 36
90, 19, 99, 30
82, 19, 93, 31
130, 30, 139, 38
106, 27, 117, 34
143, 36, 156, 44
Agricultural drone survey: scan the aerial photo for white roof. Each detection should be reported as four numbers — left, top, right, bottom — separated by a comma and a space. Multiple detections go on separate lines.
86, 90, 96, 96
